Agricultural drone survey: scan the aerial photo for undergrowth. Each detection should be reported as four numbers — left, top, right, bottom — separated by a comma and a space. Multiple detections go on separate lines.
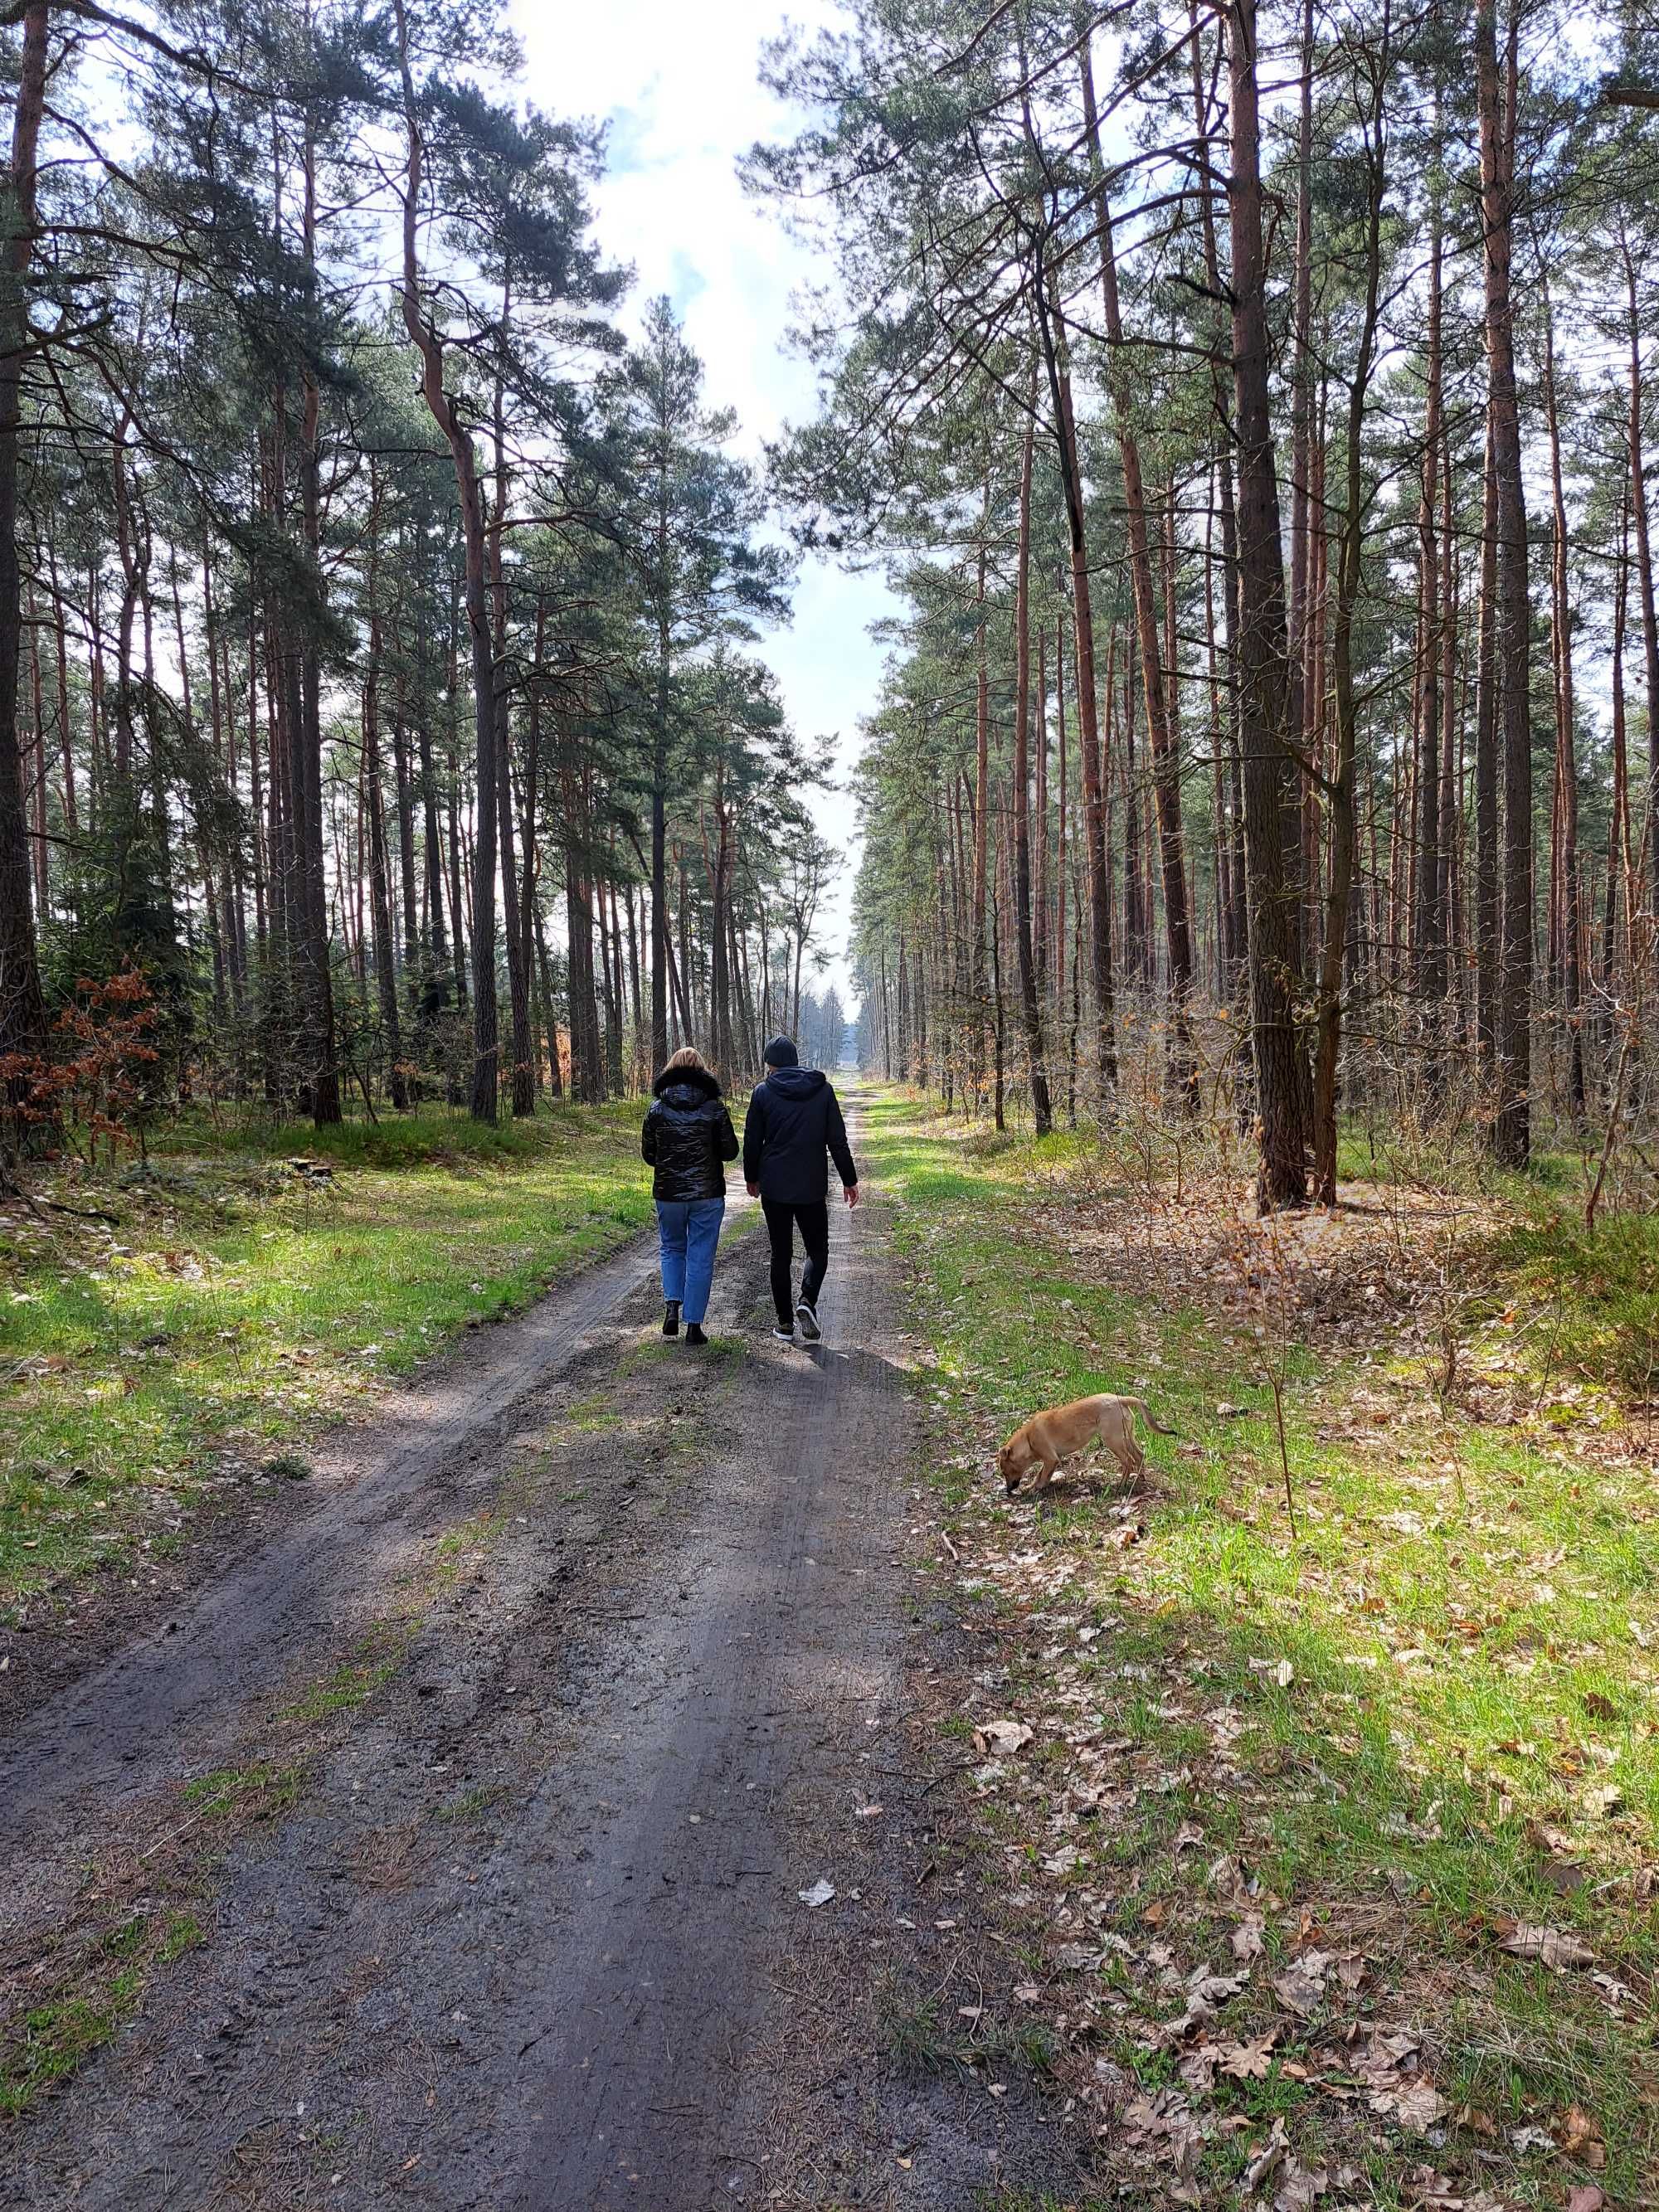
866, 1091, 1658, 2205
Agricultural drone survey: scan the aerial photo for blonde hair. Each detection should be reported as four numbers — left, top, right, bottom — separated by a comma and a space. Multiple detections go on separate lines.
664, 1045, 708, 1074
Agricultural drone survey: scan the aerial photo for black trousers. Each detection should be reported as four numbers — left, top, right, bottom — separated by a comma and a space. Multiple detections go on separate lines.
761, 1198, 830, 1327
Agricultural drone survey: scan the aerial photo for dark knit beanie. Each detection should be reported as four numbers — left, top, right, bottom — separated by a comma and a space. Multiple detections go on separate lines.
763, 1035, 799, 1067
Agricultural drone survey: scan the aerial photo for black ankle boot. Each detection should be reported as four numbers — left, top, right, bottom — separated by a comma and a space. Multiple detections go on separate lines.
663, 1300, 680, 1338
685, 1322, 708, 1347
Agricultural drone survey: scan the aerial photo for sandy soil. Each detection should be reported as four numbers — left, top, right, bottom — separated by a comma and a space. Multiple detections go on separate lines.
2, 1096, 1094, 2210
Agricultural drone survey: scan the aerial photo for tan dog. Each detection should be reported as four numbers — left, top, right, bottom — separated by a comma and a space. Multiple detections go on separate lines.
998, 1393, 1175, 1495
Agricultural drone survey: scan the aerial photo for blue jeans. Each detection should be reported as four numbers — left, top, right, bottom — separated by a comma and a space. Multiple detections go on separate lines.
655, 1198, 725, 1325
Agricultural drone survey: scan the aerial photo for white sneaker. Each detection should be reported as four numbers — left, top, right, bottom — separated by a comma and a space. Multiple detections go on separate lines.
795, 1300, 821, 1342
771, 1324, 795, 1342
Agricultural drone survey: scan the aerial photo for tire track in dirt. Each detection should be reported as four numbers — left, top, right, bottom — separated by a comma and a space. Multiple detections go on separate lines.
3, 1093, 1090, 2209
0, 1222, 688, 1923
490, 1125, 905, 2206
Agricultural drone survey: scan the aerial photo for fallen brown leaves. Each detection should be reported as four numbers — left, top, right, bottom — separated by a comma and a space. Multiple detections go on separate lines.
922, 1478, 1497, 2202
909, 1426, 1624, 2204
1492, 1919, 1597, 1972
891, 1119, 1655, 2207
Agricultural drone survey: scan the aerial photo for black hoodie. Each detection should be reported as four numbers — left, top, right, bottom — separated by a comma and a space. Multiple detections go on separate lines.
641, 1066, 739, 1203
742, 1067, 858, 1204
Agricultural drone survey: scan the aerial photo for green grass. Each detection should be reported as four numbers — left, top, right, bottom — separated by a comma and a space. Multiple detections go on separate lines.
1491, 1202, 1659, 1403
1, 1979, 144, 2117
281, 1646, 402, 1724
865, 1092, 1659, 2200
181, 1758, 305, 1819
0, 1100, 653, 1612
155, 1913, 203, 1966
434, 1784, 505, 1823
1, 1903, 206, 2120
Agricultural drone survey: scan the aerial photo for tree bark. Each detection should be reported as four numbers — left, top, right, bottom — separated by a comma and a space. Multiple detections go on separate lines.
971, 489, 990, 1098
1312, 34, 1386, 1200
1414, 187, 1447, 1088
1624, 242, 1659, 913
1011, 416, 1051, 1134
0, 2, 50, 1103
1077, 34, 1192, 1101
392, 0, 499, 1122
1541, 284, 1584, 1119
1227, 0, 1306, 1209
363, 529, 408, 1111
489, 338, 534, 1116
1473, 423, 1500, 1075
1033, 254, 1117, 1110
1477, 0, 1531, 1168
295, 112, 341, 1125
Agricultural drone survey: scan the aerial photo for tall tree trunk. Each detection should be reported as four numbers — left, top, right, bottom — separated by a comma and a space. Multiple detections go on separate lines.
363, 490, 407, 1111
391, 666, 418, 975
520, 602, 547, 1101
25, 581, 44, 914
1076, 38, 1190, 1098
1034, 620, 1048, 1006
0, 2, 51, 1106
1186, 10, 1251, 1023
392, 0, 499, 1122
1608, 513, 1633, 1058
1056, 610, 1076, 1119
1122, 626, 1144, 980
1437, 407, 1459, 1048
1625, 242, 1659, 913
1227, 0, 1306, 1209
1312, 45, 1386, 1200
294, 106, 341, 1125
489, 343, 534, 1117
1477, 0, 1530, 1168
1474, 424, 1501, 1076
1542, 284, 1584, 1120
971, 495, 990, 1097
1414, 185, 1447, 1091
649, 616, 671, 1067
1155, 476, 1197, 1107
445, 627, 469, 1018
416, 700, 447, 1028
1034, 249, 1117, 1107
1011, 416, 1052, 1134
1286, 0, 1315, 977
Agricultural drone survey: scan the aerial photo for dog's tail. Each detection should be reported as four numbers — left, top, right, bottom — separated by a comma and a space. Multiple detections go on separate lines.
1122, 1395, 1176, 1437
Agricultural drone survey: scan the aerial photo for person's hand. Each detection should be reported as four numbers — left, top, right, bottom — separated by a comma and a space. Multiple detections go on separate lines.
844, 1183, 860, 1208
746, 1181, 759, 1198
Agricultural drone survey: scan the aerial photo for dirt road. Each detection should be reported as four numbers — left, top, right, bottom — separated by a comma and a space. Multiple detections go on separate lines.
2, 1096, 1082, 2210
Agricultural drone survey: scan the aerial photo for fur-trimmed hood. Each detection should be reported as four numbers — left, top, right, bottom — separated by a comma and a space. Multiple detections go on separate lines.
651, 1063, 723, 1103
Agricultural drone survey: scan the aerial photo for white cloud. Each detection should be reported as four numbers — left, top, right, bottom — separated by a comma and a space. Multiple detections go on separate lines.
511, 0, 897, 1010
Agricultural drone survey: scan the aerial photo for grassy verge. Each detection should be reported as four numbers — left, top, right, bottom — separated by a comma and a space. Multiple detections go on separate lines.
0, 1101, 653, 1614
865, 1092, 1657, 2206
2, 1267, 741, 2126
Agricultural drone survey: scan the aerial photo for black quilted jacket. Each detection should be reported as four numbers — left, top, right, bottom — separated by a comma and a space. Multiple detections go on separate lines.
640, 1066, 738, 1203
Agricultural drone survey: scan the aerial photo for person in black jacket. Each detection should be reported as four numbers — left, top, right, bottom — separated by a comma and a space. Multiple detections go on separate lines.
641, 1046, 738, 1346
742, 1035, 859, 1343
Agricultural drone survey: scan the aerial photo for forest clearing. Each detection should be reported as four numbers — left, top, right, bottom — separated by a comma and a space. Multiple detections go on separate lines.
4, 0, 1659, 2205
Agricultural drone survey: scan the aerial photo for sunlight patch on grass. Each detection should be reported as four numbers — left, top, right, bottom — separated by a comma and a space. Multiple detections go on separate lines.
866, 1092, 1659, 2196
0, 1101, 653, 1612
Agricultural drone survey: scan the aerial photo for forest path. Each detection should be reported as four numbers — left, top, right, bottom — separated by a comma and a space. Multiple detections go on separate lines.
0, 1205, 692, 1912
4, 1091, 1073, 2209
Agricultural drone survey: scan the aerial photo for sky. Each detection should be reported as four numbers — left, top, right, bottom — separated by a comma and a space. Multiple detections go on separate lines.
511, 0, 898, 1013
